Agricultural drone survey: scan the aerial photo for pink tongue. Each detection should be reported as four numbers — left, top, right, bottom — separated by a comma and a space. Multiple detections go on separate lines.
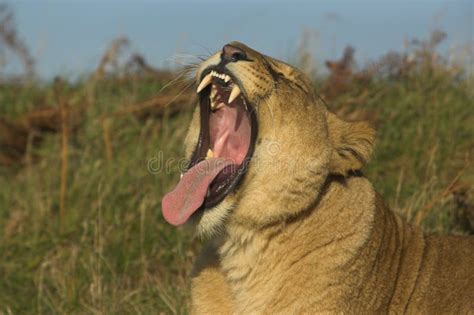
162, 157, 233, 226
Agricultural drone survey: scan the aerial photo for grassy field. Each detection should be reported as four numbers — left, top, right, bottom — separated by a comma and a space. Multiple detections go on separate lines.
0, 43, 473, 314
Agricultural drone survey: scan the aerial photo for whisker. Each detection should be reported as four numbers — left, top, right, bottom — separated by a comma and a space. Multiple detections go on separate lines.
190, 42, 214, 57
159, 80, 195, 109
156, 70, 192, 95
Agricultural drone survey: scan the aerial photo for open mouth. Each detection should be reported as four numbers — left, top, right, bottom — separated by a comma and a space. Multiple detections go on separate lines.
162, 68, 258, 226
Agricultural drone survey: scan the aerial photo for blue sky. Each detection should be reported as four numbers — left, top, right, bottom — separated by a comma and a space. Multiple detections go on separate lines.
4, 0, 473, 79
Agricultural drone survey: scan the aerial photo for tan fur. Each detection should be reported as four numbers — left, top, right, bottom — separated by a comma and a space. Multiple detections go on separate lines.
185, 42, 474, 314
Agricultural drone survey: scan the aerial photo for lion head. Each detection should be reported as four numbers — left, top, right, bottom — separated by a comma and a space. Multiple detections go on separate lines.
162, 42, 375, 236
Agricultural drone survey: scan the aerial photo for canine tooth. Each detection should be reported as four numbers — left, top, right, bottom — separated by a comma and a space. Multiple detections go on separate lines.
197, 73, 213, 93
228, 85, 241, 103
207, 149, 214, 158
180, 173, 183, 179
224, 75, 231, 83
210, 85, 217, 99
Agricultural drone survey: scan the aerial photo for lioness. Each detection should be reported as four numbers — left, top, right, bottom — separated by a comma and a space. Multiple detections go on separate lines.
162, 42, 474, 314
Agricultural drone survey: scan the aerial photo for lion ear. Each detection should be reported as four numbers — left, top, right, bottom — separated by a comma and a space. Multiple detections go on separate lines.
327, 111, 376, 176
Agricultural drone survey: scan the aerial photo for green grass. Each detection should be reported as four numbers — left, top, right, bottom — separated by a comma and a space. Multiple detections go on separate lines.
0, 65, 473, 314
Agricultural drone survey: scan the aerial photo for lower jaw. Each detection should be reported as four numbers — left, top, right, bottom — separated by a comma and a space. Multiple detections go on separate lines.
203, 165, 240, 208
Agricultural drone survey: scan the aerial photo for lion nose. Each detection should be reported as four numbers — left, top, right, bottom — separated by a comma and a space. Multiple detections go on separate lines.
222, 44, 247, 62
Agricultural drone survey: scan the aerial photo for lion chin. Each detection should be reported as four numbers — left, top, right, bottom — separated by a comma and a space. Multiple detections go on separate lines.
161, 42, 474, 314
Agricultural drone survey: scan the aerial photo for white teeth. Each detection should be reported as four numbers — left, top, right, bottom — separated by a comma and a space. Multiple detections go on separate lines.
206, 71, 240, 109
180, 173, 183, 179
197, 73, 212, 93
209, 71, 232, 83
207, 149, 214, 158
228, 85, 241, 103
210, 85, 217, 98
211, 103, 225, 111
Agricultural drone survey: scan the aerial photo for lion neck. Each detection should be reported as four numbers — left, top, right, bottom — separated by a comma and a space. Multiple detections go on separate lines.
215, 174, 385, 312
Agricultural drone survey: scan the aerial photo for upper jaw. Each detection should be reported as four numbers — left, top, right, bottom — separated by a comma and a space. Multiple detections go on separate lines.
196, 67, 248, 105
